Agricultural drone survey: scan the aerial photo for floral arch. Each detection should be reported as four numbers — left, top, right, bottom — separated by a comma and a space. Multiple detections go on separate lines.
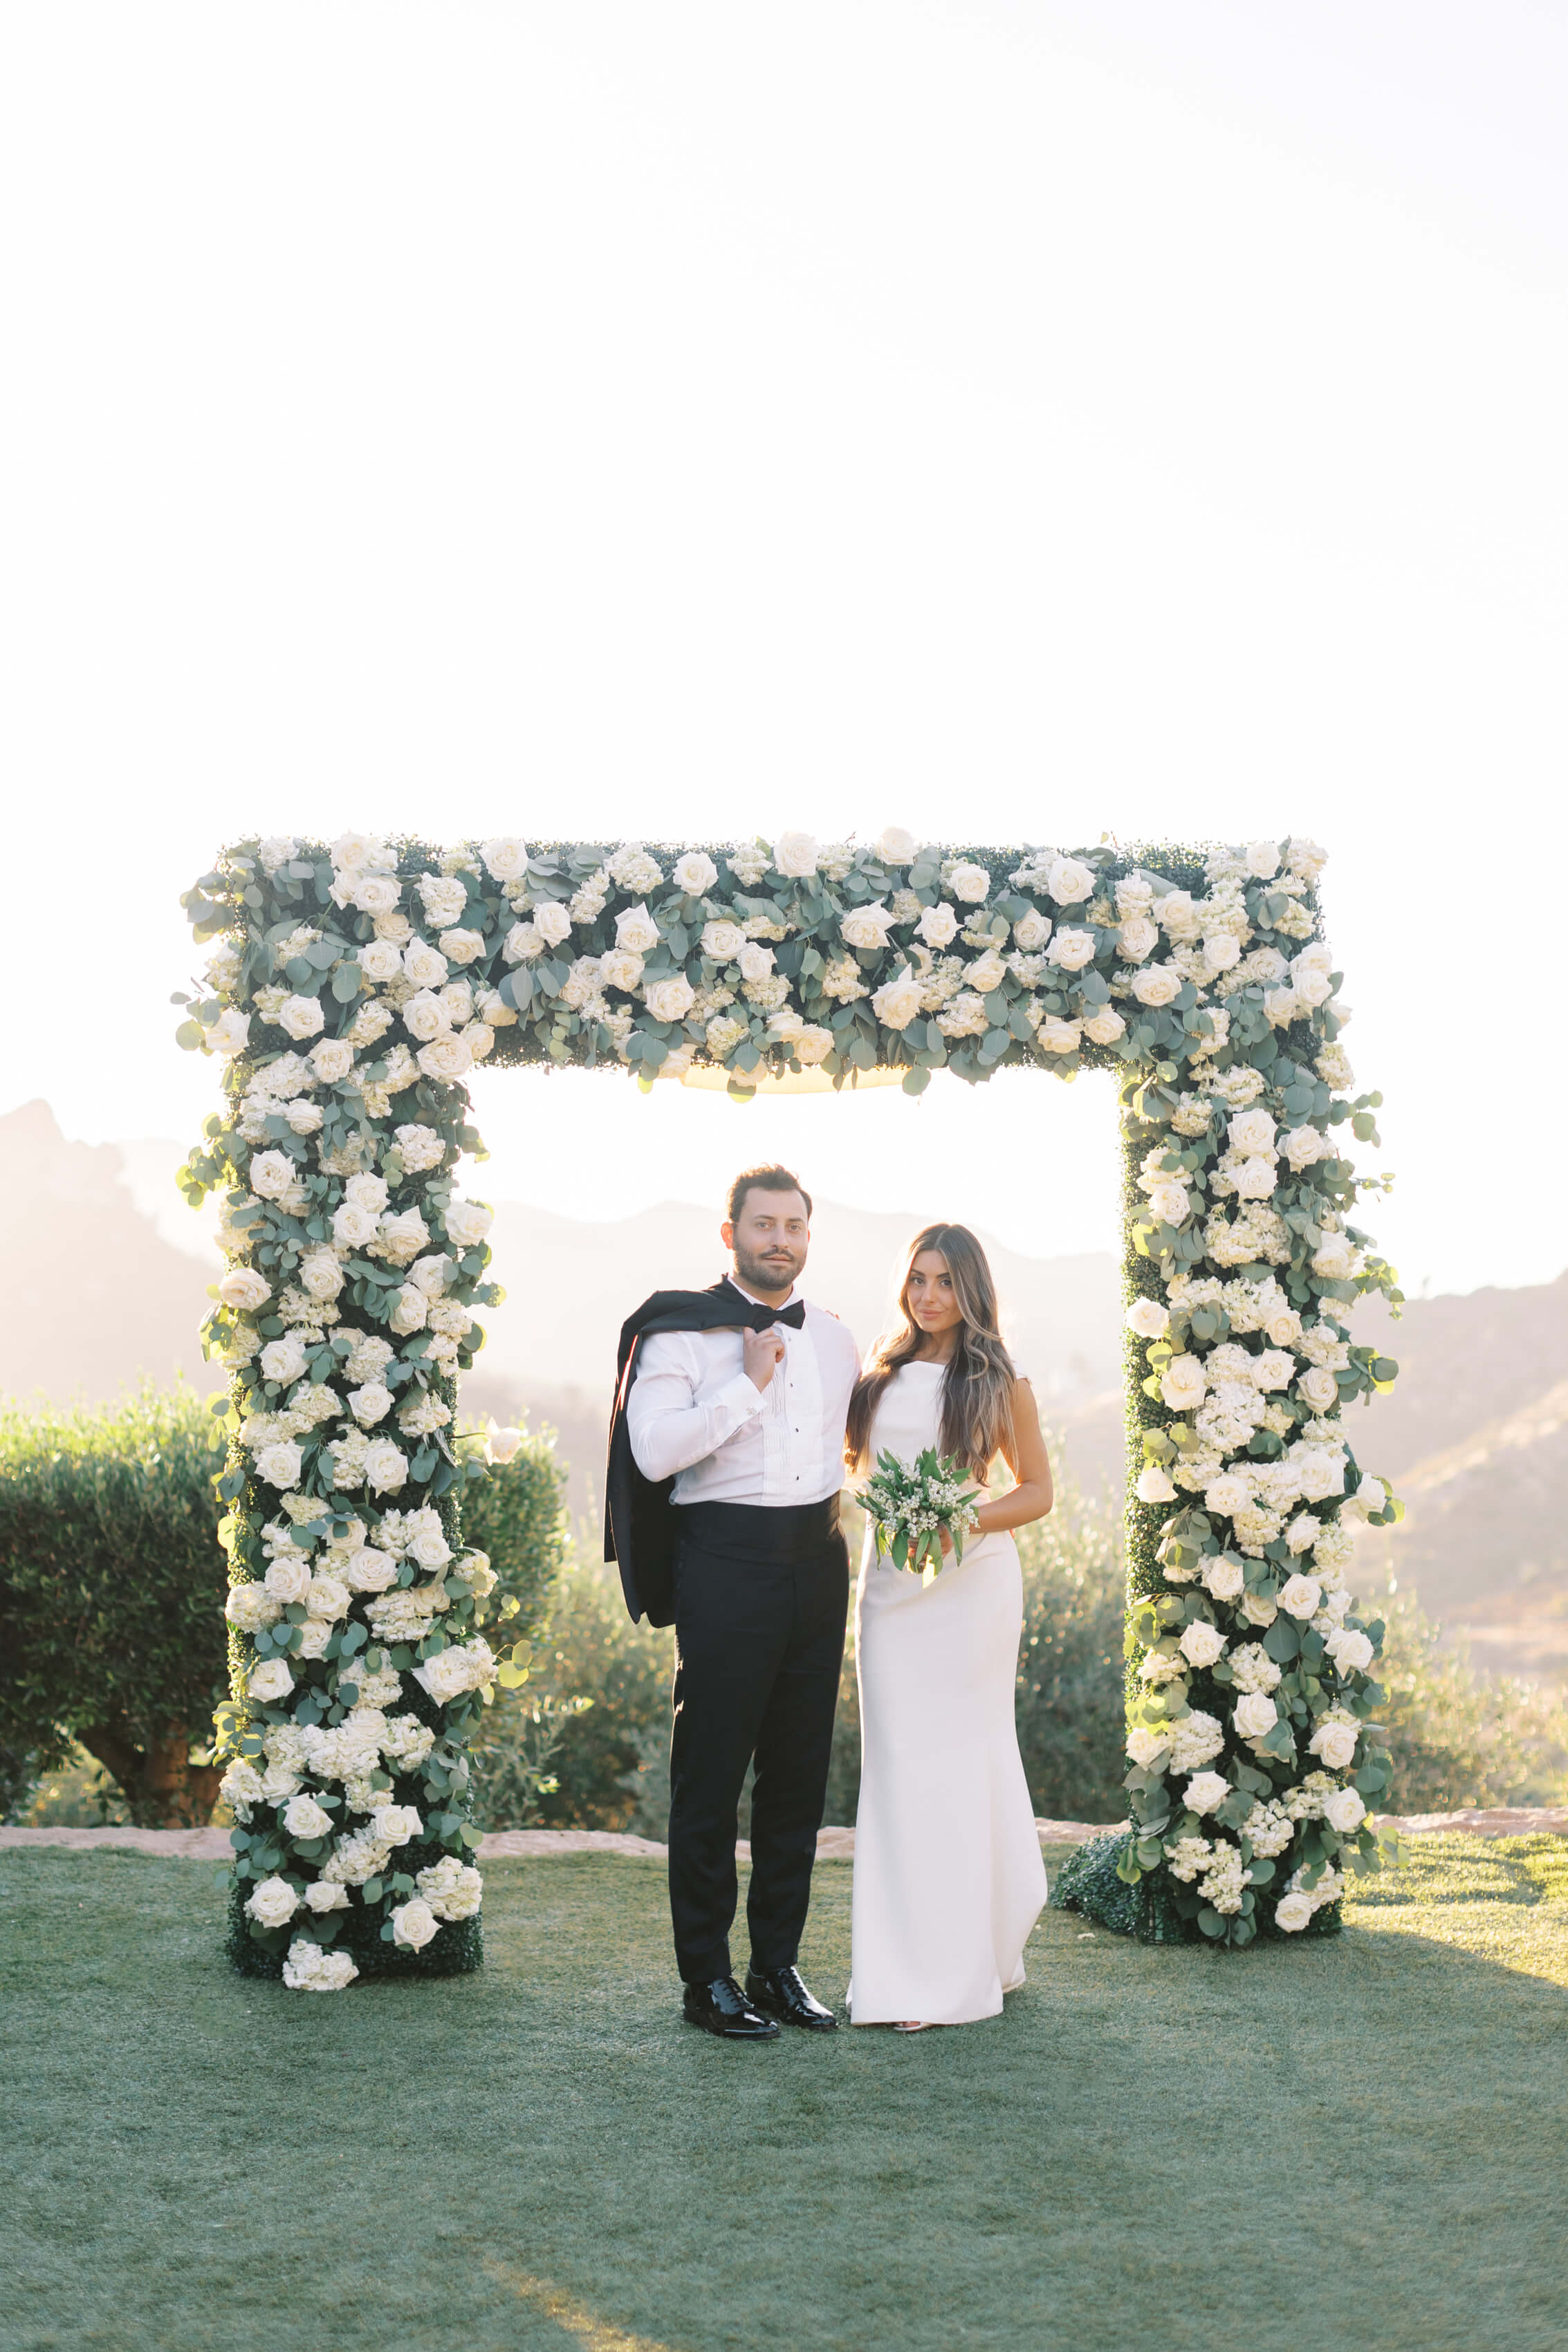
178, 827, 1402, 1990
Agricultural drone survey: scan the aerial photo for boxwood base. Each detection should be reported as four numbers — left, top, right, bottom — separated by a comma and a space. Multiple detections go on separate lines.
224, 1884, 483, 1982
1049, 1829, 1343, 1945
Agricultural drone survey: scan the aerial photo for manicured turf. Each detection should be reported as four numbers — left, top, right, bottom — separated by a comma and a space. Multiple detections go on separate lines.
2, 1837, 1565, 2352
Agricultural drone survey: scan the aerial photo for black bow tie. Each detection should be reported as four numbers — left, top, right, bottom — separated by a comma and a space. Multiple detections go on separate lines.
721, 1283, 805, 1332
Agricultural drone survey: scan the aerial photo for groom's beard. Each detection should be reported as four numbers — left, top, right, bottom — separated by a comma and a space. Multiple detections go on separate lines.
732, 1240, 806, 1297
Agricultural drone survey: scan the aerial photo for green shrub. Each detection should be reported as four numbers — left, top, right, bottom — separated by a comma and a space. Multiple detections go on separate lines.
0, 1387, 230, 1826
1013, 1487, 1129, 1823
1376, 1586, 1568, 1812
0, 1390, 573, 1830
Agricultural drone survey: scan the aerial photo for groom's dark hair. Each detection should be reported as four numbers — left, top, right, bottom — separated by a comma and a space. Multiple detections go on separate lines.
727, 1163, 813, 1225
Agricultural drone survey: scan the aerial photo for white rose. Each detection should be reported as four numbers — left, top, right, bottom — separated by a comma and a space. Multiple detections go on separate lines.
344, 1546, 396, 1592
1294, 1447, 1346, 1502
503, 920, 544, 964
640, 975, 694, 1025
672, 850, 719, 894
299, 1251, 344, 1302
1046, 928, 1096, 972
417, 1035, 473, 1082
445, 1197, 494, 1248
403, 937, 450, 991
947, 861, 990, 903
391, 1897, 440, 1950
400, 989, 450, 1043
277, 994, 325, 1041
1273, 1891, 1313, 1933
1160, 1354, 1207, 1411
480, 835, 528, 881
1081, 1005, 1126, 1047
1327, 1627, 1374, 1677
1310, 1718, 1361, 1770
1155, 889, 1198, 936
1251, 1350, 1295, 1393
264, 1555, 312, 1604
871, 972, 924, 1030
217, 1270, 273, 1326
1183, 1771, 1230, 1816
1233, 1693, 1278, 1740
343, 1172, 387, 1212
1039, 1017, 1082, 1056
1012, 908, 1052, 952
1228, 1108, 1276, 1157
737, 941, 775, 981
282, 1794, 333, 1840
255, 1440, 303, 1489
1136, 1464, 1177, 1504
358, 937, 403, 984
407, 1525, 452, 1570
1279, 1573, 1323, 1620
1281, 1126, 1327, 1172
1201, 1555, 1246, 1602
209, 1008, 252, 1058
487, 1425, 524, 1465
1145, 1178, 1190, 1224
615, 903, 663, 954
871, 826, 914, 864
249, 1658, 294, 1702
1262, 1306, 1302, 1350
1311, 1233, 1358, 1283
260, 1334, 308, 1386
598, 948, 645, 992
841, 902, 894, 951
1230, 1156, 1278, 1201
965, 947, 1006, 993
1203, 1473, 1251, 1518
700, 920, 746, 962
1239, 1590, 1278, 1628
1130, 965, 1181, 1008
1285, 1512, 1321, 1555
363, 1438, 407, 1494
1118, 916, 1159, 962
1298, 1366, 1340, 1413
1125, 1726, 1171, 1768
1203, 932, 1243, 973
372, 1803, 422, 1845
793, 1024, 834, 1065
439, 928, 486, 967
1125, 1298, 1170, 1340
248, 1150, 295, 1200
411, 1648, 472, 1705
1243, 840, 1280, 879
530, 900, 571, 948
332, 1200, 380, 1249
349, 872, 402, 917
1323, 1786, 1366, 1835
307, 1038, 354, 1085
915, 903, 959, 948
347, 1381, 394, 1427
246, 1875, 300, 1928
1046, 856, 1094, 905
304, 1880, 350, 1914
1179, 1621, 1226, 1669
773, 832, 819, 878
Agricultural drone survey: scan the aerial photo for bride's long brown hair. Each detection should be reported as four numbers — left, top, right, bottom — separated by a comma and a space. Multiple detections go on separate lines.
845, 1222, 1017, 1483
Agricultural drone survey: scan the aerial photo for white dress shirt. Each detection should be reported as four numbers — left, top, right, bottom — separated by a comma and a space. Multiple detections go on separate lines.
626, 1280, 860, 1509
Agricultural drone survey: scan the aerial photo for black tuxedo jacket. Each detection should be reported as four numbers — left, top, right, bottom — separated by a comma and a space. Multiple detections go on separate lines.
603, 1278, 804, 1625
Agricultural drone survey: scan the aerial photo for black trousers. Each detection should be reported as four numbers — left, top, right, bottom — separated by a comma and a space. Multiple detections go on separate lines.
667, 1496, 849, 1985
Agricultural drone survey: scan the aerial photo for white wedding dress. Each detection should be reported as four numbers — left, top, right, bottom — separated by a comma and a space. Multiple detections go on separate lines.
849, 1363, 1048, 2025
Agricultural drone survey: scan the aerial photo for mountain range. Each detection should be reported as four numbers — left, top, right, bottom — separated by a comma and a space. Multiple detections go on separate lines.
4, 1098, 1565, 1680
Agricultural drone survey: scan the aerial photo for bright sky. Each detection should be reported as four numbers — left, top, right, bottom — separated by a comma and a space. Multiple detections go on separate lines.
1, 1, 1564, 1296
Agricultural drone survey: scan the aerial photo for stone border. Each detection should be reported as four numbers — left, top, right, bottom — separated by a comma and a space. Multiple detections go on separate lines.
3, 1808, 1563, 1866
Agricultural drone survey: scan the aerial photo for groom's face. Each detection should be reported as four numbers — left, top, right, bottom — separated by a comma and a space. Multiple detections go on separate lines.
722, 1187, 810, 1296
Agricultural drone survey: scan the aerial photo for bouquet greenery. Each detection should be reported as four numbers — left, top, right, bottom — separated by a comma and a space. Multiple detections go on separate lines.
864, 1446, 981, 1586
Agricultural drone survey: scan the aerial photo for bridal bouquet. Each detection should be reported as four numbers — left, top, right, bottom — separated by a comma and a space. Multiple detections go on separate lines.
864, 1447, 981, 1586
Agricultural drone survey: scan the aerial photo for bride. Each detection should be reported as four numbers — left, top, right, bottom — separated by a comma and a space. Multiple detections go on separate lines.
845, 1223, 1053, 2031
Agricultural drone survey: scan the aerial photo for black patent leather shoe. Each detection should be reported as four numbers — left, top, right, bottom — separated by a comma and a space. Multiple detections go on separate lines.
746, 1963, 838, 2032
682, 1976, 782, 2040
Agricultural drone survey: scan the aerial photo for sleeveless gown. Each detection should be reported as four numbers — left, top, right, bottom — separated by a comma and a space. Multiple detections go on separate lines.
849, 1362, 1048, 2025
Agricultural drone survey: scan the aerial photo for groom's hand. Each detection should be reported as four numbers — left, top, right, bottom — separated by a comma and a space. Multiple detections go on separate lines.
742, 1327, 787, 1393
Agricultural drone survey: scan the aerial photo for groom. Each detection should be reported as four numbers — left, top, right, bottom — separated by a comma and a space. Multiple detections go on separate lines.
605, 1164, 859, 2040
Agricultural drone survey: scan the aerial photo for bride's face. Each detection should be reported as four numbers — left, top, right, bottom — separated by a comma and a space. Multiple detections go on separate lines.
905, 1249, 964, 1341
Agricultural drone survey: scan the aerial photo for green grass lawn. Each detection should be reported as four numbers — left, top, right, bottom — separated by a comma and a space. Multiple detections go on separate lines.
3, 1837, 1566, 2352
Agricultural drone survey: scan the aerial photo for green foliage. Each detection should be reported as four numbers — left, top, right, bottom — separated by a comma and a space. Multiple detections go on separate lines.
1376, 1588, 1568, 1812
1013, 1485, 1130, 1823
458, 1424, 572, 1649
0, 1387, 230, 1827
